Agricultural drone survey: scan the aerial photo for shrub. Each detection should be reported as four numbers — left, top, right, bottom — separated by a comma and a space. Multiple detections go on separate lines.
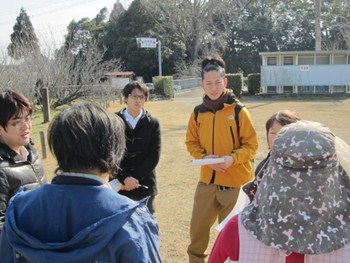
226, 73, 243, 97
153, 76, 174, 99
247, 73, 261, 95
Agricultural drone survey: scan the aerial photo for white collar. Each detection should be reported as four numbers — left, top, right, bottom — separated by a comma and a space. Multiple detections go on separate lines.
123, 109, 143, 129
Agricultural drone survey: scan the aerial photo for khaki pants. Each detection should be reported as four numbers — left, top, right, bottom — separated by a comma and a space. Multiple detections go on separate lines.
187, 182, 240, 263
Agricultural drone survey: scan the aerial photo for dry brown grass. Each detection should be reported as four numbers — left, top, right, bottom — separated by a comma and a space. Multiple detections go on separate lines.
34, 89, 350, 263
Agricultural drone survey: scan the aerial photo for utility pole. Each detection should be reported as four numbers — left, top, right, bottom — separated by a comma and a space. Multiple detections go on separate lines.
158, 40, 162, 76
315, 0, 321, 51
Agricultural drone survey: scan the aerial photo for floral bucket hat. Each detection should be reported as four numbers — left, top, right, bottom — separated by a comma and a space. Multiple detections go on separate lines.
241, 120, 350, 254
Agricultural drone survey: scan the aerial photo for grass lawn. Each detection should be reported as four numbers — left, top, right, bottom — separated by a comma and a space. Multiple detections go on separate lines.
32, 88, 350, 262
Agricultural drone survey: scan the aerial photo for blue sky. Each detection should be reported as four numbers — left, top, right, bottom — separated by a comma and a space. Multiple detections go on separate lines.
0, 0, 132, 53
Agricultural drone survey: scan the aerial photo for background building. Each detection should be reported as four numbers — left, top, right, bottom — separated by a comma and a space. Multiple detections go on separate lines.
260, 50, 350, 94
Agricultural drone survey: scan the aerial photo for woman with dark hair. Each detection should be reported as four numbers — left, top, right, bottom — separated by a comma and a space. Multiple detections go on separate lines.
185, 55, 258, 262
243, 110, 300, 202
0, 103, 162, 263
0, 89, 46, 230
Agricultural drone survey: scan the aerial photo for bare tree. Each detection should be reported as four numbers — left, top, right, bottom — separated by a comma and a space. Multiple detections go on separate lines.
322, 0, 350, 50
0, 39, 122, 109
338, 2, 350, 48
146, 0, 251, 64
173, 59, 202, 79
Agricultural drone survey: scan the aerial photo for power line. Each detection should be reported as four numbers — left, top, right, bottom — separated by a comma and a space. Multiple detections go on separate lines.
0, 0, 105, 26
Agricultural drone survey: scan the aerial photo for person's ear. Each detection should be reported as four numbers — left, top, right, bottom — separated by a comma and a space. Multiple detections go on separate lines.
224, 77, 228, 87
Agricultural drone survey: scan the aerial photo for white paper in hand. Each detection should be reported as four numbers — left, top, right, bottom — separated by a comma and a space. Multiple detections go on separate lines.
192, 158, 225, 166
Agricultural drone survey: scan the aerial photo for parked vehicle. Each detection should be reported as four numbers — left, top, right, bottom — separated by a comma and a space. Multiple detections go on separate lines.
145, 83, 154, 89
173, 85, 182, 91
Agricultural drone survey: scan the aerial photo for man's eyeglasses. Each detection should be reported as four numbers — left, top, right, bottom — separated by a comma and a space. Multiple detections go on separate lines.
129, 94, 146, 100
9, 115, 35, 129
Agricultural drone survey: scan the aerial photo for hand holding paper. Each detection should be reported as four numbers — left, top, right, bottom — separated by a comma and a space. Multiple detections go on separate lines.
192, 157, 225, 166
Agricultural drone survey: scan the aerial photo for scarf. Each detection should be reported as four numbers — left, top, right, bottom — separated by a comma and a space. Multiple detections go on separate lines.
202, 88, 233, 112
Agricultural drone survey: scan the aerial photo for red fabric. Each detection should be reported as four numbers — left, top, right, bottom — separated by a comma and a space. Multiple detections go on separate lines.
208, 215, 305, 263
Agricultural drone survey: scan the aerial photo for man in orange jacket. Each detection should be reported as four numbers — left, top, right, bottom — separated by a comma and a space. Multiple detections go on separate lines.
185, 55, 258, 263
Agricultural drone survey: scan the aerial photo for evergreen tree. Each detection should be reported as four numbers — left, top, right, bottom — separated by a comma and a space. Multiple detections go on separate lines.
109, 0, 125, 22
64, 8, 109, 54
104, 0, 160, 81
7, 8, 40, 59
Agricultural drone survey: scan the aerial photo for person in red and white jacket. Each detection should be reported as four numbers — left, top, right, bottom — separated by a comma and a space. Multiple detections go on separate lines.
209, 121, 350, 263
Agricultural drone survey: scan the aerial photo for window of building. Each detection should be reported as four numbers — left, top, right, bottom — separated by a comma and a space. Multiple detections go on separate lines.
267, 86, 277, 93
334, 55, 347, 65
283, 86, 293, 93
315, 86, 329, 94
283, 56, 293, 65
316, 55, 330, 65
298, 56, 314, 65
298, 86, 314, 94
333, 86, 346, 93
267, 57, 277, 65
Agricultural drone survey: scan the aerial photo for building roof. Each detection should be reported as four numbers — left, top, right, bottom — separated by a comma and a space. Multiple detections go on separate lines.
104, 71, 135, 77
259, 50, 350, 56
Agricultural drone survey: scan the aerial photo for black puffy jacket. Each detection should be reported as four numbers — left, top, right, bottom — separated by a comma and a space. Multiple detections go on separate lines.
0, 141, 46, 229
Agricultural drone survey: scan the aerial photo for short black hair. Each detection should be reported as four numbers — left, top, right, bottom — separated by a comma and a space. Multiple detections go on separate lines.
48, 103, 126, 174
201, 55, 226, 79
0, 90, 33, 130
122, 81, 149, 101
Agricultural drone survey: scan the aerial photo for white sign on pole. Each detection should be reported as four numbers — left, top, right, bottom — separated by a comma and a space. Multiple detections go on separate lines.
136, 37, 157, 48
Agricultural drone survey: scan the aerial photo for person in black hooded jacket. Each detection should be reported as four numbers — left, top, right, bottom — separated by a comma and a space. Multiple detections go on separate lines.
113, 81, 161, 214
0, 90, 46, 230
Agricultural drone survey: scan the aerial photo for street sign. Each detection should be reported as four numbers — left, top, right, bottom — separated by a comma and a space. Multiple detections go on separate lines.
136, 37, 162, 76
136, 37, 157, 48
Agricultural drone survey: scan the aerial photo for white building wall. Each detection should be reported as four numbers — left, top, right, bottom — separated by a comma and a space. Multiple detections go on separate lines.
261, 65, 350, 86
259, 51, 350, 94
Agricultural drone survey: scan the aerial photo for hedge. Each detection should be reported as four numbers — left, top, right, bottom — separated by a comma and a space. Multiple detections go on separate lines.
153, 76, 174, 99
226, 73, 243, 97
247, 73, 261, 95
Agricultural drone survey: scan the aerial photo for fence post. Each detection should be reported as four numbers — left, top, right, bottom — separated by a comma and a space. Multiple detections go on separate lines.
41, 87, 50, 123
40, 131, 47, 159
119, 92, 123, 104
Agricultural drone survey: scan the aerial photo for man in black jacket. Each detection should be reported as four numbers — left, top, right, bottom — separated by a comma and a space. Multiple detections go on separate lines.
113, 81, 161, 214
0, 90, 46, 230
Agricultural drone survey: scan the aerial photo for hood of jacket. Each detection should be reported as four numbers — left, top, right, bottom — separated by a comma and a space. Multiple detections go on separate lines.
4, 181, 141, 262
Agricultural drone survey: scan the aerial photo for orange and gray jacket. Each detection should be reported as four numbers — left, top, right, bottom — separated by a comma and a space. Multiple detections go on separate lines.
185, 99, 258, 188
